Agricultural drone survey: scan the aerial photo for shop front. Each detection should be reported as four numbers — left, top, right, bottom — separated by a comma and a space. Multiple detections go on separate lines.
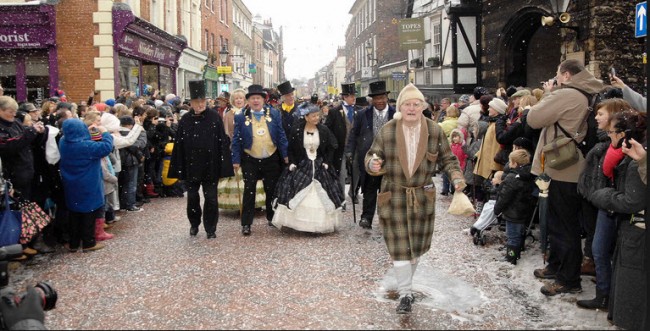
0, 4, 57, 105
177, 48, 207, 100
203, 66, 220, 99
112, 6, 185, 98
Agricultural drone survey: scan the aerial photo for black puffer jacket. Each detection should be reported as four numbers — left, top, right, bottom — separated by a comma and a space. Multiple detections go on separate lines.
494, 163, 536, 224
577, 136, 611, 201
590, 155, 646, 219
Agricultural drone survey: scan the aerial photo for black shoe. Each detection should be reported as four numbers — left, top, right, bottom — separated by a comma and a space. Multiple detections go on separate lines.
396, 294, 414, 314
359, 218, 372, 229
440, 191, 449, 196
577, 293, 609, 310
206, 232, 216, 239
268, 220, 276, 228
189, 227, 199, 236
242, 225, 251, 236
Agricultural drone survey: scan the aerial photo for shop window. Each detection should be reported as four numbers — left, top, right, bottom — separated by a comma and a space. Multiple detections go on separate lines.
159, 66, 172, 96
25, 51, 49, 106
119, 56, 140, 95
0, 53, 17, 99
142, 63, 159, 97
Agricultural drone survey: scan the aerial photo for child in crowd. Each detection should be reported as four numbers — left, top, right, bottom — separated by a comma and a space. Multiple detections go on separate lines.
493, 149, 536, 265
118, 116, 146, 212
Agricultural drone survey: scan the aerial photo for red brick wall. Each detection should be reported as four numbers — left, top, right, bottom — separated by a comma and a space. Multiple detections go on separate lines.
55, 0, 99, 104
202, 0, 232, 63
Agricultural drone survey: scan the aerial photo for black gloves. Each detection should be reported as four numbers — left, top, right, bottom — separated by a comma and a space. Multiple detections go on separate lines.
0, 287, 45, 330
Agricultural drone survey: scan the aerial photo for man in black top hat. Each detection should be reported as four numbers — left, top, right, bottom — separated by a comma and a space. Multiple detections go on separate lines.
324, 83, 357, 205
345, 81, 395, 229
231, 84, 289, 235
169, 79, 234, 239
277, 81, 301, 138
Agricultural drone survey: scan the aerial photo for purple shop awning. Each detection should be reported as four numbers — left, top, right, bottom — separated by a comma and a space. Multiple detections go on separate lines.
112, 5, 186, 67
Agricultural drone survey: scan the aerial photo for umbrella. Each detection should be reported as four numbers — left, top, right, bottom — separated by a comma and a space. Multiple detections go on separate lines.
535, 172, 551, 263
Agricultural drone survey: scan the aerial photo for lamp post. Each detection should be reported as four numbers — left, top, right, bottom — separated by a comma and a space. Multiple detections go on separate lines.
219, 45, 229, 91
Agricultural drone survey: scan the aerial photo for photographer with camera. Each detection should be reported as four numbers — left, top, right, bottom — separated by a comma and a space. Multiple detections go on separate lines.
0, 244, 57, 330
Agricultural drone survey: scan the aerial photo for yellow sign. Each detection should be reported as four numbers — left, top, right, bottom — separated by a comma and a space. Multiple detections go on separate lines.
644, 52, 647, 64
327, 86, 336, 94
217, 66, 232, 74
130, 68, 139, 77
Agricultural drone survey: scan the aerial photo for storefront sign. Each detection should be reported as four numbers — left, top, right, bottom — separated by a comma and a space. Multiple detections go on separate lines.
117, 33, 177, 67
398, 18, 425, 50
204, 66, 219, 81
0, 27, 54, 48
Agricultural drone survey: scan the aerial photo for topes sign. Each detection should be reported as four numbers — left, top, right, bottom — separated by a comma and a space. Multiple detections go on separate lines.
398, 18, 425, 50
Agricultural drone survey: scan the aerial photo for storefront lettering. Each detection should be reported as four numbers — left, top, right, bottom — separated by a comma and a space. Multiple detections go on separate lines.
0, 33, 30, 42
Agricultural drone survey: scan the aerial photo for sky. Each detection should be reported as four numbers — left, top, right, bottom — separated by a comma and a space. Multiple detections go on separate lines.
243, 0, 354, 81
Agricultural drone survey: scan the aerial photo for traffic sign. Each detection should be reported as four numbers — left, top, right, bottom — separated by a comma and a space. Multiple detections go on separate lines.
392, 72, 407, 81
636, 2, 647, 38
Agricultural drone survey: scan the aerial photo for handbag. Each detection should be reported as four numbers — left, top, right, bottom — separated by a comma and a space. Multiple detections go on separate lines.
0, 183, 22, 246
542, 123, 579, 170
448, 191, 476, 216
19, 201, 52, 244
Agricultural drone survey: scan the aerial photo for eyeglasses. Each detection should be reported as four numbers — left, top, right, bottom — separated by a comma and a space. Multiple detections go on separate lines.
606, 130, 623, 134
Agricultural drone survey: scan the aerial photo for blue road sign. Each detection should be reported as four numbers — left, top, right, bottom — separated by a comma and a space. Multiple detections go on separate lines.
636, 2, 647, 38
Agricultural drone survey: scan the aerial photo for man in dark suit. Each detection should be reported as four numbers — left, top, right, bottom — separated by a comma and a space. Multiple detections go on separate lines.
277, 81, 301, 139
345, 81, 395, 229
168, 80, 234, 239
324, 83, 356, 203
231, 85, 289, 236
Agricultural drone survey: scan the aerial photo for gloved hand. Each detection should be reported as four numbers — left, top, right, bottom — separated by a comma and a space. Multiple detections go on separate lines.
322, 163, 328, 170
0, 286, 45, 330
289, 164, 297, 171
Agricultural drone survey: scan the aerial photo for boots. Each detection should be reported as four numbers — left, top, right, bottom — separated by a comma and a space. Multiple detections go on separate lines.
95, 219, 114, 241
577, 290, 609, 310
505, 245, 520, 265
580, 256, 596, 276
144, 183, 159, 198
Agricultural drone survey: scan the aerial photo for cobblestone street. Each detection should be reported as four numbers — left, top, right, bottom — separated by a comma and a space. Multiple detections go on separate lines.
9, 178, 614, 330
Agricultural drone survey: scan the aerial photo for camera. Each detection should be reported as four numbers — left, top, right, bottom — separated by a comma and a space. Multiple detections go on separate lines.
624, 129, 632, 148
0, 244, 57, 328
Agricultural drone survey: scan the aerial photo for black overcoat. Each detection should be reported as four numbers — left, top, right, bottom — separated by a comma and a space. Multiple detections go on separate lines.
168, 108, 234, 182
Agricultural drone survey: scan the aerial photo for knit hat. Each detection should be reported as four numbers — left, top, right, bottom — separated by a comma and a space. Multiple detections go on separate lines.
165, 94, 177, 104
488, 98, 507, 114
105, 98, 116, 107
89, 127, 102, 141
94, 103, 107, 112
154, 100, 164, 108
100, 112, 121, 132
506, 85, 518, 97
511, 89, 531, 98
458, 94, 470, 104
394, 83, 426, 121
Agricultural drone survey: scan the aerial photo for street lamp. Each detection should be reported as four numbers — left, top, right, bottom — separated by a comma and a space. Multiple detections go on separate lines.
365, 41, 377, 64
219, 45, 229, 85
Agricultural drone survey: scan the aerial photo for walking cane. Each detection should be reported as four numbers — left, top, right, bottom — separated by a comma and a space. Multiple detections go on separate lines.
235, 168, 243, 217
347, 157, 357, 223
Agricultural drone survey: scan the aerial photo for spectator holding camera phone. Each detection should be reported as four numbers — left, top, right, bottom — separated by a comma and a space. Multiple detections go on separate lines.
609, 69, 646, 113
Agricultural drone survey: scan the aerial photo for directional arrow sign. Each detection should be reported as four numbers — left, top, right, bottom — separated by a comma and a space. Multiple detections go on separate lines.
636, 2, 647, 38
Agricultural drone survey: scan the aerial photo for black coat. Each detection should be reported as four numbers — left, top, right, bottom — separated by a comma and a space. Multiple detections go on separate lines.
287, 122, 337, 166
168, 108, 234, 182
0, 119, 42, 196
494, 163, 536, 224
345, 105, 395, 182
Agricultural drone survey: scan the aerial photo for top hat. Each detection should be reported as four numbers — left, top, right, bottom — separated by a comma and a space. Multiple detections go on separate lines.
340, 83, 356, 96
246, 84, 267, 99
355, 96, 369, 107
188, 80, 206, 100
368, 81, 389, 97
277, 81, 295, 96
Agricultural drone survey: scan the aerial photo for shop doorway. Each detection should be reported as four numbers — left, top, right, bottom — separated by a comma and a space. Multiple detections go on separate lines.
501, 9, 562, 88
0, 49, 50, 105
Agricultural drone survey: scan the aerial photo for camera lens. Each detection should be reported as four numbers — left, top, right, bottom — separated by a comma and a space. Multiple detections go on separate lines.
32, 282, 57, 311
